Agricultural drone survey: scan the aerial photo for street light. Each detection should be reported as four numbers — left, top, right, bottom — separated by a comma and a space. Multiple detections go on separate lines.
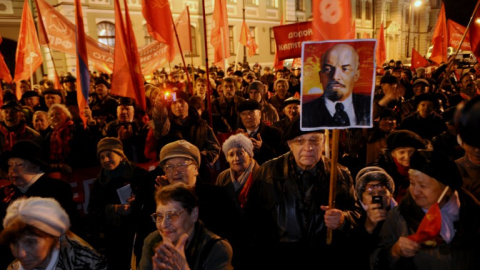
406, 0, 422, 57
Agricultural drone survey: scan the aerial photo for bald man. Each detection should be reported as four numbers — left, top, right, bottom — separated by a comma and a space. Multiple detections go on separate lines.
302, 44, 371, 128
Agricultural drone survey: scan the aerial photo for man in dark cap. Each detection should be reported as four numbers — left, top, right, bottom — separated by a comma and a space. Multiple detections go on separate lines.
85, 77, 118, 126
102, 97, 148, 162
0, 101, 43, 155
237, 99, 282, 164
42, 88, 64, 109
244, 115, 360, 269
247, 81, 279, 125
21, 91, 47, 112
62, 74, 78, 107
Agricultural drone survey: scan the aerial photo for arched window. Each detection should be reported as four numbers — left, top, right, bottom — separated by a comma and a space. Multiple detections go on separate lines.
186, 26, 198, 56
97, 21, 115, 46
356, 0, 362, 19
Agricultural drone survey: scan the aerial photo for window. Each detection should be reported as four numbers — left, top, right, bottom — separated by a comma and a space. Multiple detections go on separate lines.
97, 21, 115, 46
266, 0, 277, 8
270, 28, 275, 54
356, 0, 362, 19
295, 0, 304, 11
143, 24, 154, 45
226, 0, 236, 3
185, 26, 198, 56
385, 3, 391, 21
245, 0, 257, 5
229, 25, 235, 55
365, 1, 371, 20
249, 26, 258, 55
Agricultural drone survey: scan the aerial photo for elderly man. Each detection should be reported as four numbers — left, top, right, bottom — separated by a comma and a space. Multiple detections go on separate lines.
85, 77, 118, 126
42, 88, 64, 109
237, 99, 282, 164
0, 101, 42, 154
245, 115, 360, 269
103, 97, 148, 162
303, 43, 371, 127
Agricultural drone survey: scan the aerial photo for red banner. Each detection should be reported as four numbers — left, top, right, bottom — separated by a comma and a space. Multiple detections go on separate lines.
142, 0, 175, 62
447, 19, 471, 51
273, 21, 313, 61
174, 7, 192, 54
312, 0, 353, 40
211, 0, 230, 68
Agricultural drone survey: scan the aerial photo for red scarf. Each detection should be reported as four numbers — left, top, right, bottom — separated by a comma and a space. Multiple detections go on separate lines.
50, 120, 74, 161
238, 172, 254, 208
393, 157, 410, 176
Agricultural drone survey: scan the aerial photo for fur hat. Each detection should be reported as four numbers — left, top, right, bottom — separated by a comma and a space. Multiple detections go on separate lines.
282, 115, 324, 143
409, 150, 463, 190
355, 166, 395, 199
42, 88, 63, 97
97, 137, 125, 158
95, 77, 110, 89
413, 78, 429, 86
222, 133, 254, 157
0, 140, 50, 172
238, 99, 262, 112
1, 100, 23, 111
159, 140, 201, 167
386, 130, 426, 151
3, 197, 70, 237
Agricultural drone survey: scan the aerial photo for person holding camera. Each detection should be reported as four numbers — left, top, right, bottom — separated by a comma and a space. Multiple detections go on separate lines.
348, 166, 397, 270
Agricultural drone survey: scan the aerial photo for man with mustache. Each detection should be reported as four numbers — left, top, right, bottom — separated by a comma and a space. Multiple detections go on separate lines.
302, 44, 371, 128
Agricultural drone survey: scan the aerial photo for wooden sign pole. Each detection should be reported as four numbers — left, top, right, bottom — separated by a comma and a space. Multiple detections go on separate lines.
326, 129, 340, 245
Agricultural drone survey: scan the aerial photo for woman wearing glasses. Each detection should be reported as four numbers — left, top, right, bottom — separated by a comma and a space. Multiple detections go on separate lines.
139, 182, 233, 270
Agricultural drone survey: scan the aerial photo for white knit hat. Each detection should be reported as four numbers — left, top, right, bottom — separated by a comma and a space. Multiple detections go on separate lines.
3, 197, 70, 237
222, 133, 254, 157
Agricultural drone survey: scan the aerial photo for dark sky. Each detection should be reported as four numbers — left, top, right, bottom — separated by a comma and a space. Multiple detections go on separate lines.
444, 0, 478, 26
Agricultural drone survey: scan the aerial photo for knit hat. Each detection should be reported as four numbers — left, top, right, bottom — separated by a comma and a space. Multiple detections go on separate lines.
247, 81, 265, 93
97, 137, 126, 158
355, 166, 395, 199
159, 140, 201, 167
237, 99, 262, 112
222, 133, 254, 157
3, 197, 70, 237
409, 150, 463, 190
386, 130, 426, 151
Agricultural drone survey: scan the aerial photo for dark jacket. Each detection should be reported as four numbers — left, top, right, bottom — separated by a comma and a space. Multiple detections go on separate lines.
302, 94, 372, 128
244, 152, 361, 269
138, 222, 233, 270
238, 122, 282, 165
372, 190, 480, 270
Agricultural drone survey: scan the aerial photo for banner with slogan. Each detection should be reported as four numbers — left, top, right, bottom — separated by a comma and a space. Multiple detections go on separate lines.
273, 21, 313, 61
447, 19, 471, 51
34, 0, 176, 74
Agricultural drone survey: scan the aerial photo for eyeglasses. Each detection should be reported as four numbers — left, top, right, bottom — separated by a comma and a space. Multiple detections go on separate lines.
163, 162, 193, 173
289, 138, 322, 146
151, 209, 187, 223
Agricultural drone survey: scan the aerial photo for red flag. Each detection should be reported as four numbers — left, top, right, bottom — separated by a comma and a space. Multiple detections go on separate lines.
471, 5, 480, 59
447, 19, 471, 51
0, 35, 12, 84
411, 47, 429, 70
273, 16, 284, 70
14, 0, 43, 100
430, 3, 448, 64
74, 0, 90, 127
34, 0, 63, 90
407, 203, 442, 243
142, 0, 175, 62
376, 21, 386, 68
175, 7, 192, 54
312, 0, 353, 40
211, 0, 231, 69
240, 20, 258, 57
111, 0, 146, 111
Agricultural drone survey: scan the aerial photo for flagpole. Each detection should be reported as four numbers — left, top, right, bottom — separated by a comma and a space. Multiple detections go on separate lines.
234, 42, 241, 71
186, 6, 195, 84
201, 0, 213, 127
170, 16, 192, 95
438, 0, 480, 91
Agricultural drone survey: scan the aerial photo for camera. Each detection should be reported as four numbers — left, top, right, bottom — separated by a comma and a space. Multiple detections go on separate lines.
372, 195, 383, 208
164, 91, 177, 102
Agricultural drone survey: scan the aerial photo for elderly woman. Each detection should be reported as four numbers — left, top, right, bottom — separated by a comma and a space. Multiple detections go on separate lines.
139, 182, 233, 270
87, 137, 148, 270
372, 151, 480, 270
216, 133, 260, 210
0, 197, 106, 270
373, 130, 426, 202
350, 166, 397, 270
45, 104, 95, 175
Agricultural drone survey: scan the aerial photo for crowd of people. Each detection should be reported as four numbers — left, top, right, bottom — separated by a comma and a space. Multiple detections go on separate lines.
0, 57, 479, 270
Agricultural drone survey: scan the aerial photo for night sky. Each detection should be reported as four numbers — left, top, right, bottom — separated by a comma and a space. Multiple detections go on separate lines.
444, 0, 478, 26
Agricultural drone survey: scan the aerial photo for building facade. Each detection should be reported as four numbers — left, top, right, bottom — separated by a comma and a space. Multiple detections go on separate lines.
0, 0, 440, 82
